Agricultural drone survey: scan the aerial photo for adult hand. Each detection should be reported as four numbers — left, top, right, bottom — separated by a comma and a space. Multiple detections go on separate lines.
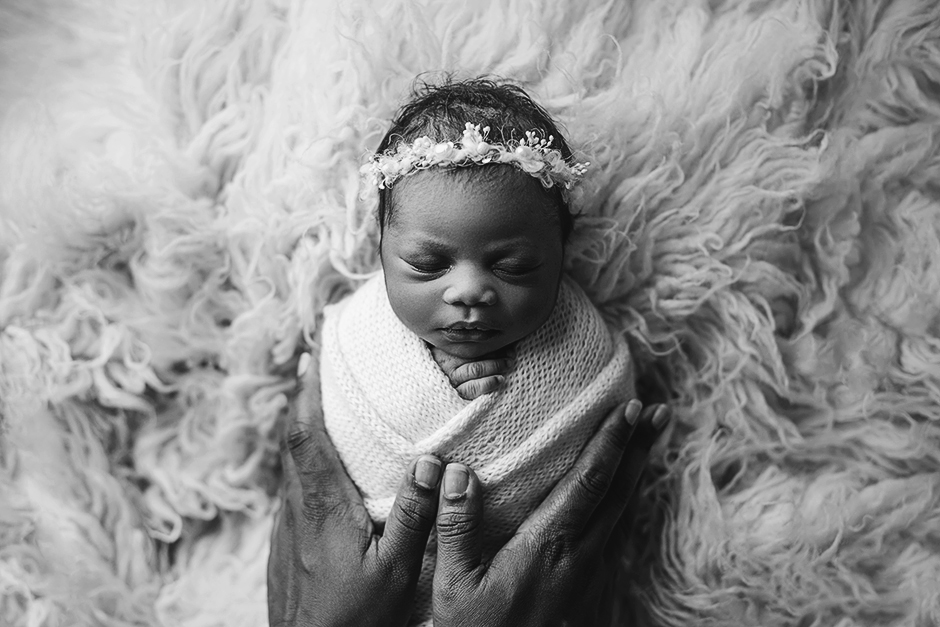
268, 348, 669, 627
267, 349, 446, 627
431, 400, 669, 627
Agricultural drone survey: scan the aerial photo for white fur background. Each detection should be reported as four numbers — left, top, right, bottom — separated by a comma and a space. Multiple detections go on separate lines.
1, 0, 939, 625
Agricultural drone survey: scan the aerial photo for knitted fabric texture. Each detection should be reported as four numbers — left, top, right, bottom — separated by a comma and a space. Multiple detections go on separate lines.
320, 274, 634, 623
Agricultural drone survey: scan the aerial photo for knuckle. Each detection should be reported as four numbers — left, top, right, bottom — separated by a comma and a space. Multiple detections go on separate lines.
450, 365, 468, 383
457, 380, 482, 400
606, 420, 632, 451
574, 464, 614, 501
476, 377, 498, 394
436, 509, 481, 540
285, 426, 310, 456
537, 528, 577, 571
602, 410, 633, 450
449, 365, 470, 385
466, 360, 486, 378
393, 493, 434, 532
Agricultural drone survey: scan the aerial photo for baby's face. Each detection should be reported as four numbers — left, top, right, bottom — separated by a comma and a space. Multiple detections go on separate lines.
380, 168, 564, 360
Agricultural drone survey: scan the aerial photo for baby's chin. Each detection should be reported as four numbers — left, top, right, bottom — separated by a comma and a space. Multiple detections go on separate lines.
426, 338, 515, 361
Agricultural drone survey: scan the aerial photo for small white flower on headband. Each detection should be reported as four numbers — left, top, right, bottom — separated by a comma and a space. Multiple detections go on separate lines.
361, 123, 589, 191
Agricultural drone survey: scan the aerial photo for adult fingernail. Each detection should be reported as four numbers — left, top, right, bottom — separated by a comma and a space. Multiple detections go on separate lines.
495, 375, 506, 386
443, 464, 469, 500
414, 456, 442, 490
625, 399, 642, 426
652, 405, 670, 431
296, 352, 311, 377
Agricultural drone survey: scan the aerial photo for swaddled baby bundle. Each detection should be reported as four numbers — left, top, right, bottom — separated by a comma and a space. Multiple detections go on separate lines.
320, 274, 634, 622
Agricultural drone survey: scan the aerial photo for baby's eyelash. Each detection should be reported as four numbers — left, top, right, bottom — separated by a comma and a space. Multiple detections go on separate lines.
494, 262, 540, 276
405, 257, 449, 273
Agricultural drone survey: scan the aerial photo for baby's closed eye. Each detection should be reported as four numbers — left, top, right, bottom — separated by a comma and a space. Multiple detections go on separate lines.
493, 261, 541, 278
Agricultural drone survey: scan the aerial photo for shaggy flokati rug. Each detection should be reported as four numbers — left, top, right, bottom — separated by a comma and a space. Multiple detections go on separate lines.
1, 0, 939, 625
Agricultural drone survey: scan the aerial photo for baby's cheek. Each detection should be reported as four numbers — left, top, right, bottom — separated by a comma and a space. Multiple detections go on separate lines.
503, 286, 557, 339
385, 277, 439, 338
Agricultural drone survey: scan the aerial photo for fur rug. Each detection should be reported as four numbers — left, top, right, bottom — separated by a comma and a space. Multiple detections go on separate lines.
1, 0, 939, 625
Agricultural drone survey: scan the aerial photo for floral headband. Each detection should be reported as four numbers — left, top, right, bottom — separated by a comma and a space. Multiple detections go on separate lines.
361, 123, 589, 191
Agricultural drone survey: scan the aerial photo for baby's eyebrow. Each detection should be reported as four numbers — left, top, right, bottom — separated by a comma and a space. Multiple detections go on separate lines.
398, 234, 544, 257
403, 238, 453, 255
485, 237, 541, 253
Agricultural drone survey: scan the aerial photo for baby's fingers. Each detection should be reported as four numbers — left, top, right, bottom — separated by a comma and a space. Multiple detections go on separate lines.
455, 374, 506, 400
450, 358, 513, 388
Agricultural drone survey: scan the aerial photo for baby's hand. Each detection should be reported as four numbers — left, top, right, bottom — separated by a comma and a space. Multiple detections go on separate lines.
430, 346, 515, 400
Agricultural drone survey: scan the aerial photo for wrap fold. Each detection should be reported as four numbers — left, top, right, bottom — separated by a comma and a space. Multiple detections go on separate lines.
320, 274, 634, 623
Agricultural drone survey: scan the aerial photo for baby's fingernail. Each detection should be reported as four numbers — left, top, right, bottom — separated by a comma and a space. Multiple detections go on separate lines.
651, 405, 670, 430
443, 464, 469, 499
414, 455, 442, 490
625, 399, 642, 425
296, 352, 311, 377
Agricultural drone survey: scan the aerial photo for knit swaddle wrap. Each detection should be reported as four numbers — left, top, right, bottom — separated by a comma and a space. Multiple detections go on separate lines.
320, 274, 634, 623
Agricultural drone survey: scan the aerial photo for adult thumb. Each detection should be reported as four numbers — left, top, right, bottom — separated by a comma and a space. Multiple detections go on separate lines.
380, 455, 443, 568
434, 463, 484, 582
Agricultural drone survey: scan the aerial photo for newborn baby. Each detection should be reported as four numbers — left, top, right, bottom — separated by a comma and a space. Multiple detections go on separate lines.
318, 78, 635, 624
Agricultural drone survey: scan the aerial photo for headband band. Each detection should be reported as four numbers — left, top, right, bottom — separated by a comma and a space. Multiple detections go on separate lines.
361, 123, 589, 191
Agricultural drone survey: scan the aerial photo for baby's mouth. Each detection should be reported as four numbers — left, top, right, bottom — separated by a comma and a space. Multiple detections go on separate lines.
440, 323, 499, 342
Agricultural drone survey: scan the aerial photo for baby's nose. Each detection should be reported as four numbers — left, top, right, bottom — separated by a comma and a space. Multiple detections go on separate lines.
442, 268, 497, 307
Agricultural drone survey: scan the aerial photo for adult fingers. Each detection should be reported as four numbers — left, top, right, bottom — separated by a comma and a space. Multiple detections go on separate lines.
379, 455, 443, 569
279, 353, 316, 505
585, 404, 670, 543
286, 350, 369, 530
267, 498, 294, 620
280, 348, 322, 470
293, 349, 322, 433
516, 400, 642, 539
455, 375, 506, 400
434, 463, 485, 586
449, 358, 513, 387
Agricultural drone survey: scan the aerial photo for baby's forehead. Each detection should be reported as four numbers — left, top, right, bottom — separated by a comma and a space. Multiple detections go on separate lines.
385, 167, 563, 248
392, 165, 553, 208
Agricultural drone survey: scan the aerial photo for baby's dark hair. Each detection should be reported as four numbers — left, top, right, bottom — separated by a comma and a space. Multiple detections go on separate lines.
374, 77, 576, 241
